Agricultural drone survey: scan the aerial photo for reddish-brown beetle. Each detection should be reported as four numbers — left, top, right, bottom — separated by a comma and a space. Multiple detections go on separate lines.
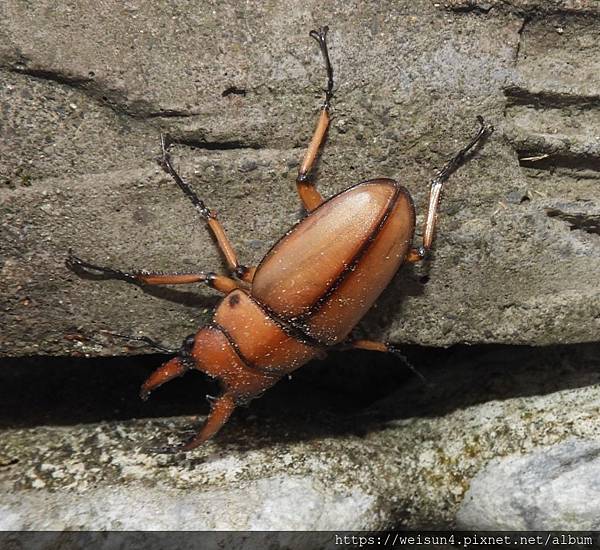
67, 27, 492, 451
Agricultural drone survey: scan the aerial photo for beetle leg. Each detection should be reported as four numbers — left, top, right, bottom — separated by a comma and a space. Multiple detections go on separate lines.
181, 393, 236, 450
66, 250, 240, 294
408, 116, 494, 262
347, 339, 429, 385
103, 332, 178, 354
140, 356, 190, 401
296, 26, 335, 212
159, 135, 254, 282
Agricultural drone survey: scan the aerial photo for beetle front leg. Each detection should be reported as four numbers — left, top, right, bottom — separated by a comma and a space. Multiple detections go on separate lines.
296, 26, 335, 212
139, 356, 189, 401
66, 251, 240, 294
104, 332, 178, 354
408, 116, 494, 262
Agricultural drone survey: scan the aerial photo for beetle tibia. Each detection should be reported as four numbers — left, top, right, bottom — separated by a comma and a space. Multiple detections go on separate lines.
182, 393, 236, 450
139, 356, 188, 401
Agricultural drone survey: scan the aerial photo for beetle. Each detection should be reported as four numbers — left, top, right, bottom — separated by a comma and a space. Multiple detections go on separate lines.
67, 26, 492, 451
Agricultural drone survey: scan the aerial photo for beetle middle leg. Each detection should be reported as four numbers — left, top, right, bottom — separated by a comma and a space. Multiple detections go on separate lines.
296, 26, 335, 212
66, 251, 240, 294
347, 339, 429, 385
407, 116, 494, 262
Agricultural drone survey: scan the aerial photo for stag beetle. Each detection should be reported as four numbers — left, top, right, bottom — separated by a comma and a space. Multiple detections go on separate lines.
67, 26, 493, 450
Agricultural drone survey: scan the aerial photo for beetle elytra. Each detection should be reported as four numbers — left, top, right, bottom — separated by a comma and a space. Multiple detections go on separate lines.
67, 27, 493, 451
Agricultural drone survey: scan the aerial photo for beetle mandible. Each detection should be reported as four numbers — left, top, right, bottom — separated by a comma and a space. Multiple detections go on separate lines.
67, 27, 493, 451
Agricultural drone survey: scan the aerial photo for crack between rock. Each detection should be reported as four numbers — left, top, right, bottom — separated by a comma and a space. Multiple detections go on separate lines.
171, 137, 263, 151
2, 63, 200, 121
2, 63, 272, 152
545, 208, 600, 236
449, 2, 600, 17
513, 16, 530, 65
517, 150, 600, 173
504, 86, 600, 110
448, 2, 494, 15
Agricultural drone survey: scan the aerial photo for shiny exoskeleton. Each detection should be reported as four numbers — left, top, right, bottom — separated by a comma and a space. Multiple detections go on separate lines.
67, 27, 493, 451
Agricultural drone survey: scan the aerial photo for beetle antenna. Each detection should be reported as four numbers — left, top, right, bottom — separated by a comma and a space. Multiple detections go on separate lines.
309, 26, 334, 109
102, 331, 178, 354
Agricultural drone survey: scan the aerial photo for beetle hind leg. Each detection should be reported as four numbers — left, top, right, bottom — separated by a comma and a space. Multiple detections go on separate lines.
347, 339, 430, 385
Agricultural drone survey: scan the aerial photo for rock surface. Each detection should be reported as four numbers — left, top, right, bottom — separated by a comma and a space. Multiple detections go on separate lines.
457, 438, 600, 531
1, 344, 599, 530
1, 1, 599, 355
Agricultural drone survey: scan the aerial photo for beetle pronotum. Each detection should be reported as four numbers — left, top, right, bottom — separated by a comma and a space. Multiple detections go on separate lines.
67, 27, 492, 451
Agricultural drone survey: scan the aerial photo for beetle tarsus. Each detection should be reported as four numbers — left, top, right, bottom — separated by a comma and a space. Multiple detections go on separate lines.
103, 331, 178, 354
295, 28, 335, 211
66, 251, 137, 282
156, 136, 251, 278
387, 344, 430, 386
148, 443, 188, 455
140, 388, 151, 401
309, 26, 334, 109
434, 116, 493, 186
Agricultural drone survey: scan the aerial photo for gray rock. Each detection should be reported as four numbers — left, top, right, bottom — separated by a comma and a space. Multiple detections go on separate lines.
0, 473, 374, 531
457, 439, 600, 530
1, 1, 599, 356
2, 344, 599, 530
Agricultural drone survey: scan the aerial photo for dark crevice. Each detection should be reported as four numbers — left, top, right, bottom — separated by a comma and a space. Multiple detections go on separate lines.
505, 86, 600, 110
517, 150, 600, 173
4, 63, 265, 152
172, 137, 263, 151
222, 86, 247, 98
8, 65, 91, 87
546, 208, 600, 236
143, 110, 199, 119
449, 2, 600, 17
448, 3, 493, 15
514, 16, 531, 64
1, 344, 599, 438
3, 63, 198, 121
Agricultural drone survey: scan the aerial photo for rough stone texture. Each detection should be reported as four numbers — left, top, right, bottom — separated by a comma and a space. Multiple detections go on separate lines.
1, 1, 599, 356
1, 344, 599, 530
457, 438, 600, 530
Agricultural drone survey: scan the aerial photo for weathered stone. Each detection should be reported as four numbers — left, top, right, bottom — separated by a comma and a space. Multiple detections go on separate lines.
457, 439, 600, 530
1, 344, 599, 530
1, 1, 599, 355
